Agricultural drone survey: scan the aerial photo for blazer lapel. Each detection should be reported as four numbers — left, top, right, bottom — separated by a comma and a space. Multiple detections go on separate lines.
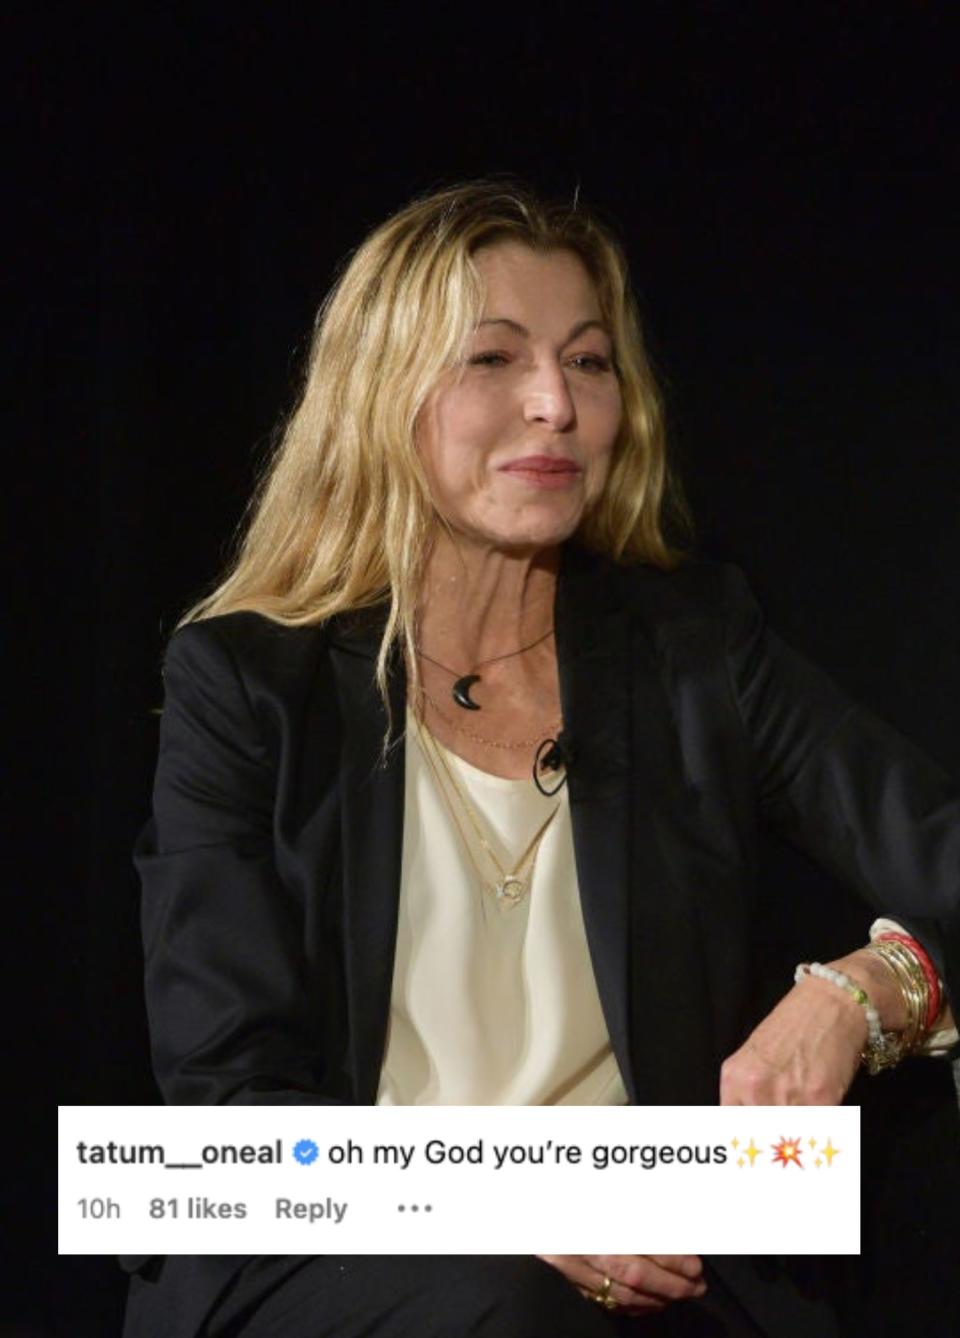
557, 548, 719, 1104
329, 610, 406, 1103
556, 547, 638, 1098
624, 606, 722, 1102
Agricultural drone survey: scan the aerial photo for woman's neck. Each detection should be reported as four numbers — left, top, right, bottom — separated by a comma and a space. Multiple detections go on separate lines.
417, 530, 560, 667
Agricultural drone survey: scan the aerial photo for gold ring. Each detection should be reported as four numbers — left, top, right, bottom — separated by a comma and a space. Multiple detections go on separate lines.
590, 1275, 619, 1311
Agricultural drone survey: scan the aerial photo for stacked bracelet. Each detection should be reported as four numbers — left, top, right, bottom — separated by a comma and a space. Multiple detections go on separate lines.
872, 932, 941, 1029
794, 962, 905, 1074
864, 939, 929, 1052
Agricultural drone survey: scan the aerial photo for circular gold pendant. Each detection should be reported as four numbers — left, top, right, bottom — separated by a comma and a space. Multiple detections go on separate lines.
496, 875, 525, 906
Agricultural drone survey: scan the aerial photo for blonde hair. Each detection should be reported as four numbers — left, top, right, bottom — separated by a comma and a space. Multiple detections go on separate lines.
181, 178, 692, 711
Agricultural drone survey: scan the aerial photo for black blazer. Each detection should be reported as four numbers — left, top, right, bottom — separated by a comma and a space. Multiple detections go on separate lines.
123, 544, 960, 1336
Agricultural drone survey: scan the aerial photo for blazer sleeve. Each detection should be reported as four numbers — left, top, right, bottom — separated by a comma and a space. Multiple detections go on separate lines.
135, 618, 346, 1105
720, 565, 960, 1058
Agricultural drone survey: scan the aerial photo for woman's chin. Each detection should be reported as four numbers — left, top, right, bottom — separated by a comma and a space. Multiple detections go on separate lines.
469, 523, 580, 557
454, 501, 587, 555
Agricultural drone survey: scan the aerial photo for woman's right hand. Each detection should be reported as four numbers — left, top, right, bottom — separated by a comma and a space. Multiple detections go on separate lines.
537, 1254, 707, 1316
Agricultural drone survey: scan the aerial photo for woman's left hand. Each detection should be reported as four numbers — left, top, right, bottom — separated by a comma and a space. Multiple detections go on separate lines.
719, 953, 888, 1105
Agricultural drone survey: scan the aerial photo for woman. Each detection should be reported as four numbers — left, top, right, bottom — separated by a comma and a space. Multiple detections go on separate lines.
124, 180, 958, 1337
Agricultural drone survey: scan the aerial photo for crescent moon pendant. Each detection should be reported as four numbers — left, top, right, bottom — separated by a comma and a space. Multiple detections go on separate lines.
452, 674, 482, 710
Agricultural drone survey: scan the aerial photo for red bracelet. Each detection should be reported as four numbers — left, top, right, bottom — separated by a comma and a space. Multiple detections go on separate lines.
874, 932, 942, 1030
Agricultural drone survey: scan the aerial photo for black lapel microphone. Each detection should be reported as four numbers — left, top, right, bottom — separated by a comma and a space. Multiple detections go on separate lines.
533, 731, 573, 796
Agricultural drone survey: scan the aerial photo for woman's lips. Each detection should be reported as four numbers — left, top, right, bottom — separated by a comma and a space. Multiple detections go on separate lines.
499, 456, 582, 488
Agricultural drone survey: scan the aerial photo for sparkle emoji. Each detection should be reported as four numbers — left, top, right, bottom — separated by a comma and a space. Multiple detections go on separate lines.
821, 1139, 840, 1167
772, 1136, 804, 1169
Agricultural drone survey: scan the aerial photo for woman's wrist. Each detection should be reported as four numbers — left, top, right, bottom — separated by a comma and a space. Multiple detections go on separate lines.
793, 952, 909, 1075
827, 949, 911, 1034
792, 960, 871, 1047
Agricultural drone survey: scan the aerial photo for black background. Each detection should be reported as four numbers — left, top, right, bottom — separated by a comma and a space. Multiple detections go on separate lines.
16, 3, 959, 1334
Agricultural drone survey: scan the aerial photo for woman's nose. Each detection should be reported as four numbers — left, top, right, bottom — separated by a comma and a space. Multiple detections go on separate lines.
522, 360, 577, 430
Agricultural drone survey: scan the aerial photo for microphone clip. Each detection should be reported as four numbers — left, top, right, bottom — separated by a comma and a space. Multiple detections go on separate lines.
533, 735, 569, 797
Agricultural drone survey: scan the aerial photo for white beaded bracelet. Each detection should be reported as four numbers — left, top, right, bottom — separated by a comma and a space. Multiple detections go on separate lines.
794, 961, 903, 1074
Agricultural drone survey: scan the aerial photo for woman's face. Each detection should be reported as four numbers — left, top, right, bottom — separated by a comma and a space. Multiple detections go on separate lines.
416, 241, 622, 554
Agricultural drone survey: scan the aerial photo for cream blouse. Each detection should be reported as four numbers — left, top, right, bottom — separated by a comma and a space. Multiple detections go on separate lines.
376, 712, 629, 1106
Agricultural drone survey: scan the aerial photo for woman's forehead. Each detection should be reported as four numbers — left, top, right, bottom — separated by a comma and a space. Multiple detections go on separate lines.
472, 241, 603, 327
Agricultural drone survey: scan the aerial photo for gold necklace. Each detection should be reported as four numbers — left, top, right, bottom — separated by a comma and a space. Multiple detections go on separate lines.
413, 714, 561, 907
416, 687, 563, 751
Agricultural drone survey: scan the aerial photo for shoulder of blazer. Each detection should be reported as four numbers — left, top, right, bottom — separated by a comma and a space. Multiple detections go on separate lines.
164, 604, 388, 698
167, 609, 327, 675
157, 609, 388, 810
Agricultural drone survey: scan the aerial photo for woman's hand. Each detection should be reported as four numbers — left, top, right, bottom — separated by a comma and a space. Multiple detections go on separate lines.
720, 949, 906, 1105
537, 1254, 706, 1316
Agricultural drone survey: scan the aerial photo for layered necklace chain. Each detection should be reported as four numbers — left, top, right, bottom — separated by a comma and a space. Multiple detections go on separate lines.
413, 712, 561, 908
417, 686, 562, 751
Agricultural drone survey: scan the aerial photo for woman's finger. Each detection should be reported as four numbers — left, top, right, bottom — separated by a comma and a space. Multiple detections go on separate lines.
538, 1255, 693, 1313
647, 1254, 705, 1281
585, 1254, 708, 1303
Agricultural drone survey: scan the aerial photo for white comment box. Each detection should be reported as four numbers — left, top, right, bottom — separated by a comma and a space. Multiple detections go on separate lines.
59, 1105, 859, 1255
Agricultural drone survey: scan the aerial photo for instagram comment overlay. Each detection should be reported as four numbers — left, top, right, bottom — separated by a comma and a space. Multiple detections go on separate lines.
59, 1106, 859, 1255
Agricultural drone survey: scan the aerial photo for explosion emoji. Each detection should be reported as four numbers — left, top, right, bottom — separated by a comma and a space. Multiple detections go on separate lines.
771, 1136, 804, 1169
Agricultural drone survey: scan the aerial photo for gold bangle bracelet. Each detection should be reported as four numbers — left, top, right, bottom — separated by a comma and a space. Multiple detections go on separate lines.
878, 939, 929, 1042
863, 945, 924, 1051
864, 941, 928, 1053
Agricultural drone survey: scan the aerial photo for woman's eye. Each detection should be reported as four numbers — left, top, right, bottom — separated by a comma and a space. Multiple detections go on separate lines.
466, 351, 612, 373
468, 351, 510, 367
569, 354, 612, 373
